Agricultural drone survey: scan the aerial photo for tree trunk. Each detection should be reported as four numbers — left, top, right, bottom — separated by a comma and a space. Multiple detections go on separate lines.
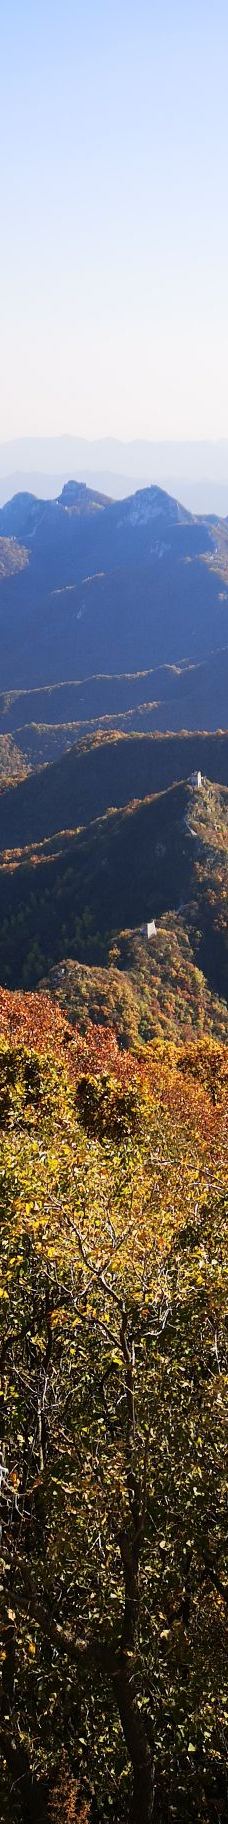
114, 1661, 155, 1824
112, 1500, 155, 1824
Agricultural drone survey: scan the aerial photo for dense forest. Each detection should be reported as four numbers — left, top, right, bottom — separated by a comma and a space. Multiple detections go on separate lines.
0, 988, 227, 1823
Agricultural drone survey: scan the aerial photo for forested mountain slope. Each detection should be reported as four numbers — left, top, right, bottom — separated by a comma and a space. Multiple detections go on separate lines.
0, 777, 226, 1024
42, 914, 228, 1048
0, 534, 28, 579
0, 732, 29, 786
0, 729, 228, 849
0, 648, 228, 739
41, 777, 227, 1046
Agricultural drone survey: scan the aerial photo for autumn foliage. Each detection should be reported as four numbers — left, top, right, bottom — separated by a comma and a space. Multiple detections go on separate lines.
48, 1755, 91, 1823
0, 984, 227, 1823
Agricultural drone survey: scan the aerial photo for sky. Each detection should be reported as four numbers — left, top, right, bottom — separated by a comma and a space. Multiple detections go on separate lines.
1, 0, 228, 443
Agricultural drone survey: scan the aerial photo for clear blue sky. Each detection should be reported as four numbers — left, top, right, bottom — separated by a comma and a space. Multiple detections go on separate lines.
1, 0, 228, 441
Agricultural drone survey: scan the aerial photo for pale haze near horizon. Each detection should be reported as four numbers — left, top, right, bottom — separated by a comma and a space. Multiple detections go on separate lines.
1, 0, 228, 445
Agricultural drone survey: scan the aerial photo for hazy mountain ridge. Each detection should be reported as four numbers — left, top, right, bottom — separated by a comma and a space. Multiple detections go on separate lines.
0, 478, 111, 541
1, 433, 228, 510
0, 482, 227, 713
0, 650, 228, 740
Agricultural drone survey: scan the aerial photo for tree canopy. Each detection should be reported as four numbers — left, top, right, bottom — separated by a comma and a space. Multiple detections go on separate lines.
0, 996, 227, 1823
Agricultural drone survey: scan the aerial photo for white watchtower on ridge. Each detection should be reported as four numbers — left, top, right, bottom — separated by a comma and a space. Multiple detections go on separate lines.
190, 769, 202, 789
146, 919, 157, 939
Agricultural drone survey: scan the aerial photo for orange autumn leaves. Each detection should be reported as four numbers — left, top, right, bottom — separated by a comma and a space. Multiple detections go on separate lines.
0, 984, 227, 1313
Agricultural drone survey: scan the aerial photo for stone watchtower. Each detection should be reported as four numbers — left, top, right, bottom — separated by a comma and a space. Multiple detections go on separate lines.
190, 770, 202, 789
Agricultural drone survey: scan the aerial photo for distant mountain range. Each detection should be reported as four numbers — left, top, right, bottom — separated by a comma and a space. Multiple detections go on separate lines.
0, 479, 228, 735
1, 435, 228, 515
0, 474, 227, 1045
0, 454, 227, 1050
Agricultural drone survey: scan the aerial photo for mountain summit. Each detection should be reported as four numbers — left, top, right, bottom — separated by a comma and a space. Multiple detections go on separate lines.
58, 478, 111, 512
